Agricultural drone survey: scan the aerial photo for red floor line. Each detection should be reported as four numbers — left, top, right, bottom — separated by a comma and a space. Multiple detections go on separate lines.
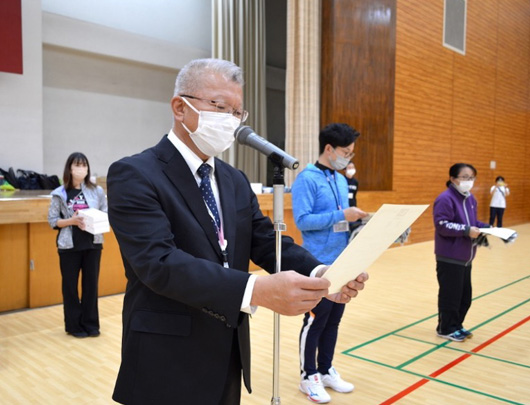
379, 315, 530, 405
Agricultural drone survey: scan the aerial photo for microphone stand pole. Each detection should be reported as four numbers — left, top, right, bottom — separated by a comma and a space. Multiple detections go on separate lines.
271, 162, 285, 405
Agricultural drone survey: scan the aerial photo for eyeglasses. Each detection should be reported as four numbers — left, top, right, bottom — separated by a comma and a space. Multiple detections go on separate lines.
180, 95, 249, 122
457, 176, 475, 181
335, 148, 355, 159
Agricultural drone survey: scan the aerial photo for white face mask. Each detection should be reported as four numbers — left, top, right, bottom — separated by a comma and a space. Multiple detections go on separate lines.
329, 148, 350, 171
456, 180, 474, 193
71, 166, 88, 181
346, 169, 356, 177
181, 97, 240, 156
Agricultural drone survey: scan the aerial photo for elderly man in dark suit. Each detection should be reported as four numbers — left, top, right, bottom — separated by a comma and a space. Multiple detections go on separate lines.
107, 58, 367, 405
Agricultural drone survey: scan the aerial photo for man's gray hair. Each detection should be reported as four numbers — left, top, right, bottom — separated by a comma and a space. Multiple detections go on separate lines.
173, 58, 244, 97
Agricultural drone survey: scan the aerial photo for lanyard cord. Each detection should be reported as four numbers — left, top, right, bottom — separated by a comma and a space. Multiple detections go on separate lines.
324, 170, 342, 210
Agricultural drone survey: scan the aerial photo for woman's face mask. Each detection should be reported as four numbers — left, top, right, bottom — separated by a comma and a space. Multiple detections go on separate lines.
456, 180, 474, 193
71, 164, 88, 181
181, 97, 240, 157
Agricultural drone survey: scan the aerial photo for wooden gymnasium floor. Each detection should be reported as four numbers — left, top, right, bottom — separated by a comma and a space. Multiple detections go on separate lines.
1, 224, 529, 404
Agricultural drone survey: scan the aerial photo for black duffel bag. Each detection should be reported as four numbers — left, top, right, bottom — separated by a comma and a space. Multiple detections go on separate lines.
17, 169, 41, 190
38, 173, 61, 190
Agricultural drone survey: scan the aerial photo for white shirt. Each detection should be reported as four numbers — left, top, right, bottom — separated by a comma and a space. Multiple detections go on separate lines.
490, 185, 510, 208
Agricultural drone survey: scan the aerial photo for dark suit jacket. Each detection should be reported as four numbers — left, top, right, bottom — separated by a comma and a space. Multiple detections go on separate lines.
108, 136, 321, 404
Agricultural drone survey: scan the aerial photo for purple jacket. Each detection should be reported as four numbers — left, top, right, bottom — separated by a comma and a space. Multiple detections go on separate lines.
433, 185, 489, 264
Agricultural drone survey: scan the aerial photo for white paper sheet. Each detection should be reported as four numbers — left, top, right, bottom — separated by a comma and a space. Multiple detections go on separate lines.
322, 204, 429, 294
479, 227, 517, 241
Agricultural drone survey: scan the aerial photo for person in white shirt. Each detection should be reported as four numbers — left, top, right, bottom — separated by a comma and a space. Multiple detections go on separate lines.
489, 176, 510, 227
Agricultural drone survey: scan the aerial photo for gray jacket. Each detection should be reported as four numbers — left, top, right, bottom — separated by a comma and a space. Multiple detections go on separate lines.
48, 183, 108, 249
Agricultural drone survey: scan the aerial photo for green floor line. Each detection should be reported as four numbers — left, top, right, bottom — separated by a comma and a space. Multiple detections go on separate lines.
444, 345, 530, 369
469, 297, 530, 331
342, 275, 530, 355
393, 332, 530, 369
393, 297, 530, 369
344, 353, 527, 405
471, 275, 530, 301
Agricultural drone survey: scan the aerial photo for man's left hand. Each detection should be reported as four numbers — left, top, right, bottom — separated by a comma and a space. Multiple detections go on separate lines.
316, 267, 369, 304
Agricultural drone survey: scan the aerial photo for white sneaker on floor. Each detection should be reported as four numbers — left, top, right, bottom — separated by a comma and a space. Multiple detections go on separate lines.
299, 373, 331, 403
321, 366, 354, 393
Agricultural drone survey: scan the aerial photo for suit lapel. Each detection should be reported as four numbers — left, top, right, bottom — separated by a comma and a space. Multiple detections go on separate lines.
155, 138, 222, 257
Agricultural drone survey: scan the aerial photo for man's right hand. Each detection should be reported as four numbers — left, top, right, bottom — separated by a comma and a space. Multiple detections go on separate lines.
343, 206, 368, 222
251, 271, 330, 316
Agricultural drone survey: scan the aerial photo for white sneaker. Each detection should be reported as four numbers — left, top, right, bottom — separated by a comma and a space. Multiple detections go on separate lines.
299, 373, 331, 403
321, 367, 354, 393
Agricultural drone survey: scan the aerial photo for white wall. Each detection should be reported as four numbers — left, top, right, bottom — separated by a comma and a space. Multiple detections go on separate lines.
0, 1, 211, 179
41, 11, 210, 178
41, 0, 211, 51
0, 0, 43, 173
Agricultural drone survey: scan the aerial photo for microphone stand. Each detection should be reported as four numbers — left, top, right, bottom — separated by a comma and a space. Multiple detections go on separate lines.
271, 160, 286, 405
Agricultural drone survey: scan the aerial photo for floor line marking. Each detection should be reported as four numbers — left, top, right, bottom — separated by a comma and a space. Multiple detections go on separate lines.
392, 332, 530, 369
378, 315, 530, 405
344, 353, 526, 405
342, 275, 529, 354
394, 296, 530, 368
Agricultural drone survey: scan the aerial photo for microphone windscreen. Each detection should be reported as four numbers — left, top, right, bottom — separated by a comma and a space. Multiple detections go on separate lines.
234, 126, 253, 144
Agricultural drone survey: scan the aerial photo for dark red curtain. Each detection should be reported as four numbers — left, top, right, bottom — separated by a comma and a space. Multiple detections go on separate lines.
0, 0, 23, 74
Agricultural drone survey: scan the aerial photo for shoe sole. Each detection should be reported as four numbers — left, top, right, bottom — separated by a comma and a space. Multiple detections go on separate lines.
436, 333, 466, 342
322, 384, 354, 393
299, 384, 331, 404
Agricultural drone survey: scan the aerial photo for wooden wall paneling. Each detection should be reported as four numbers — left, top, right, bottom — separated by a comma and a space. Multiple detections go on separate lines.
449, 0, 497, 222
349, 0, 530, 243
321, 0, 396, 191
527, 2, 530, 224
493, 0, 530, 226
393, 1, 454, 243
28, 223, 62, 308
98, 230, 127, 296
28, 223, 127, 308
0, 224, 29, 311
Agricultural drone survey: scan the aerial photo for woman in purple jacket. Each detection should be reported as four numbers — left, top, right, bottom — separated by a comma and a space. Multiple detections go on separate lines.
433, 163, 489, 342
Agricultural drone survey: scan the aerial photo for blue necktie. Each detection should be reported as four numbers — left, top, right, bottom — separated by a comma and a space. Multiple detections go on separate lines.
197, 163, 221, 232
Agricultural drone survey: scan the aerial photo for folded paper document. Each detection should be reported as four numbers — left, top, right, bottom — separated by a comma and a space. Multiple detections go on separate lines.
323, 204, 429, 294
78, 208, 110, 234
479, 227, 518, 243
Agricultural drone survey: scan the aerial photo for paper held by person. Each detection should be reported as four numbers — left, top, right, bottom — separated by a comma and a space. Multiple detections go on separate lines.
478, 227, 517, 241
323, 204, 429, 294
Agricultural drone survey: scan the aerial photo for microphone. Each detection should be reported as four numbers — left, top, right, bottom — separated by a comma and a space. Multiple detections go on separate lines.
234, 126, 299, 170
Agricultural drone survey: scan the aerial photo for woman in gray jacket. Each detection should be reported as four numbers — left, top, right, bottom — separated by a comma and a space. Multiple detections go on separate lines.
48, 152, 107, 338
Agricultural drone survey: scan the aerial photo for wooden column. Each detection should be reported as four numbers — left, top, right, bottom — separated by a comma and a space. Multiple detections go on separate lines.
321, 0, 396, 191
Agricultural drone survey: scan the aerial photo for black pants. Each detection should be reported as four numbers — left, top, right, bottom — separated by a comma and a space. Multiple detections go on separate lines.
59, 249, 101, 334
489, 206, 505, 227
299, 298, 345, 377
436, 260, 472, 335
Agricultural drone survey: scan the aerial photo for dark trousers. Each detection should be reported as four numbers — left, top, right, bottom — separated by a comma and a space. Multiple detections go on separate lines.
489, 206, 505, 227
436, 260, 472, 335
219, 332, 242, 405
59, 249, 101, 334
299, 298, 345, 377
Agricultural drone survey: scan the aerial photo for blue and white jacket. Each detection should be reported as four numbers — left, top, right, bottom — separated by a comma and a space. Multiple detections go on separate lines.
291, 163, 350, 265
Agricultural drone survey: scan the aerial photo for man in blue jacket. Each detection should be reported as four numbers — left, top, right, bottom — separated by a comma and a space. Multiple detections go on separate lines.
292, 123, 368, 403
